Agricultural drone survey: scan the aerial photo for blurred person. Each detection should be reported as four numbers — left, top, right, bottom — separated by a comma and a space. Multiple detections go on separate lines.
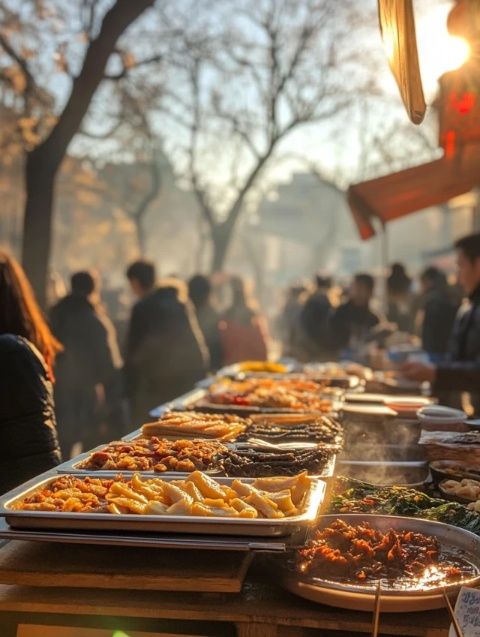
277, 283, 308, 357
50, 271, 123, 457
188, 274, 222, 370
125, 260, 208, 423
331, 273, 380, 354
0, 251, 62, 493
418, 266, 459, 362
403, 233, 480, 412
219, 276, 269, 364
296, 275, 335, 361
386, 262, 414, 333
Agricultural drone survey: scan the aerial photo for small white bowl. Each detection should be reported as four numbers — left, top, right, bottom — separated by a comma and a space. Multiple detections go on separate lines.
417, 405, 467, 425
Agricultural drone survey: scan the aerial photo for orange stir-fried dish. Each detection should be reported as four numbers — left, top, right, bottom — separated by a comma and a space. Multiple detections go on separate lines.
78, 437, 227, 473
12, 471, 312, 519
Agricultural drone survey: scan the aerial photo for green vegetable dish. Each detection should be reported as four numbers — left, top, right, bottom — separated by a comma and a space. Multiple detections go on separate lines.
329, 477, 480, 535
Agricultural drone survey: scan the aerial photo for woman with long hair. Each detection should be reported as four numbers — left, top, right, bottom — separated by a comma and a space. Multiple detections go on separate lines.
0, 250, 62, 493
219, 276, 269, 364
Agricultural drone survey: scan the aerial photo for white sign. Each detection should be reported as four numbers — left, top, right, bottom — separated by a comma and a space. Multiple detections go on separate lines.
449, 586, 480, 637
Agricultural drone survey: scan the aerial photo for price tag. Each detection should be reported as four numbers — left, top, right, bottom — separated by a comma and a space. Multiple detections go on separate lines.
449, 586, 480, 636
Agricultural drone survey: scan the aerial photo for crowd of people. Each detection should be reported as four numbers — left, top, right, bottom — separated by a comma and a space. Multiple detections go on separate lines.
2, 231, 480, 493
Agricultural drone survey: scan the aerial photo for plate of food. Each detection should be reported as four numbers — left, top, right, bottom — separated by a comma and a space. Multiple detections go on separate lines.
430, 460, 480, 486
217, 444, 338, 478
1, 471, 325, 537
239, 414, 344, 447
327, 477, 480, 535
439, 478, 480, 505
279, 514, 480, 611
60, 437, 228, 475
189, 378, 335, 414
60, 434, 339, 479
136, 411, 251, 442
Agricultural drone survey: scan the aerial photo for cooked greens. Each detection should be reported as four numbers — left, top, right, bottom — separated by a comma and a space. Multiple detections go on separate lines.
329, 477, 480, 535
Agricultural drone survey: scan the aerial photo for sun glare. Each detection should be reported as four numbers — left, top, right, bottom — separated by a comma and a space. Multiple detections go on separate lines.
416, 6, 470, 98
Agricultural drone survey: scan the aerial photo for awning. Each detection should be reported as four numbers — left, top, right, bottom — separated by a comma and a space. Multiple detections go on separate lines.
347, 145, 480, 239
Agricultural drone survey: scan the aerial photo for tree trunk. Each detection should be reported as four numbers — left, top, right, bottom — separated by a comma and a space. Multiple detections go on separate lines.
210, 223, 231, 272
22, 152, 56, 305
135, 216, 146, 256
21, 0, 155, 306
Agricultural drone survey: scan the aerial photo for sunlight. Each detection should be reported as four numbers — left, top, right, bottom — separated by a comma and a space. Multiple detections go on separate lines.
416, 5, 470, 98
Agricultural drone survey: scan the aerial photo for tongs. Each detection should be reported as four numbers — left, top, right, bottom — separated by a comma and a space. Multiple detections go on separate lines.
442, 587, 464, 637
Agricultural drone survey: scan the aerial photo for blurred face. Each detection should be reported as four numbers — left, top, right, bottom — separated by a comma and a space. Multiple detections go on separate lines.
456, 249, 480, 296
128, 277, 146, 299
350, 281, 372, 307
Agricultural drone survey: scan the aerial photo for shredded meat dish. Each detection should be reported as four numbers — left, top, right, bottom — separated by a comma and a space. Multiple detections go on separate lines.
297, 519, 468, 586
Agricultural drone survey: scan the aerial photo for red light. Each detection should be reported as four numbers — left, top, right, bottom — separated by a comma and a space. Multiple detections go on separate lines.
445, 131, 456, 158
450, 91, 476, 114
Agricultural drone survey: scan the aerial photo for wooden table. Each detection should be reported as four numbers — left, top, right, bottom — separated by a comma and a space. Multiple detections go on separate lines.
0, 541, 452, 637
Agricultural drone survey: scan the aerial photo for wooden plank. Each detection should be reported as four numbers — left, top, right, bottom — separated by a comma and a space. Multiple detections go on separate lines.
0, 553, 452, 636
0, 540, 252, 593
0, 577, 450, 636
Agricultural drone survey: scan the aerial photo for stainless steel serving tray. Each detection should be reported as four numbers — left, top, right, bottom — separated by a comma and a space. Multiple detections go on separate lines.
337, 459, 428, 487
280, 513, 480, 612
0, 474, 326, 537
0, 516, 291, 551
150, 388, 342, 419
60, 438, 338, 480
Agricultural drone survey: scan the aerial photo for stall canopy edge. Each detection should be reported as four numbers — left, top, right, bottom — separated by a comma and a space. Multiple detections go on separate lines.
347, 145, 480, 239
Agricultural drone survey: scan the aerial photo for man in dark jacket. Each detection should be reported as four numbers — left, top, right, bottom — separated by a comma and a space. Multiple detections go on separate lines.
331, 273, 379, 354
50, 271, 123, 457
419, 266, 459, 362
125, 260, 209, 424
404, 233, 480, 411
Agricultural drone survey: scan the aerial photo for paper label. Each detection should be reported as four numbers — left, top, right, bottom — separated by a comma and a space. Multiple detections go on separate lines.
449, 586, 480, 636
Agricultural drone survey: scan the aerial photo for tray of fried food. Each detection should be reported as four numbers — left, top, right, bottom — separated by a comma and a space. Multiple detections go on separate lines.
1, 471, 325, 537
60, 437, 228, 475
200, 377, 334, 413
139, 411, 250, 442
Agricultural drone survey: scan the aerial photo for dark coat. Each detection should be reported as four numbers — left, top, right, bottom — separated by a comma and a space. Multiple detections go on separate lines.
0, 335, 62, 494
125, 283, 209, 423
50, 294, 123, 453
196, 304, 222, 371
331, 300, 379, 352
434, 288, 480, 410
421, 287, 458, 355
50, 294, 122, 390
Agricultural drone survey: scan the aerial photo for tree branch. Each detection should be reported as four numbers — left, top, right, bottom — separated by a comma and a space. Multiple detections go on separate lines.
33, 0, 155, 171
104, 53, 164, 80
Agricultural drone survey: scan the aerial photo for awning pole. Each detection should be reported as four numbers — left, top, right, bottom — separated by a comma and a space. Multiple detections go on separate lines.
381, 221, 389, 316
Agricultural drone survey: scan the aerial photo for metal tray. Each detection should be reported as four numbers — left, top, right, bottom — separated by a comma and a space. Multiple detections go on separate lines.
337, 459, 428, 486
61, 438, 338, 480
0, 516, 291, 552
150, 388, 341, 418
0, 474, 326, 538
279, 513, 480, 612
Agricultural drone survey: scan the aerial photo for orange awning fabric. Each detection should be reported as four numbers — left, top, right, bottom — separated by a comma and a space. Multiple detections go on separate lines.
347, 145, 480, 240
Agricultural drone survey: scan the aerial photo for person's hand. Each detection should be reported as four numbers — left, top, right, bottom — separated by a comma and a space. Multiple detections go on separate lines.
401, 361, 436, 383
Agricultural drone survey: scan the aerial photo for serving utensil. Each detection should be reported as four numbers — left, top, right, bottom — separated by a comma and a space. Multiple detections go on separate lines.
371, 580, 381, 637
442, 586, 463, 637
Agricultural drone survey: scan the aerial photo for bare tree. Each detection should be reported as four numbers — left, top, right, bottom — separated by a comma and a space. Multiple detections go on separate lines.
158, 0, 375, 272
0, 0, 157, 304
